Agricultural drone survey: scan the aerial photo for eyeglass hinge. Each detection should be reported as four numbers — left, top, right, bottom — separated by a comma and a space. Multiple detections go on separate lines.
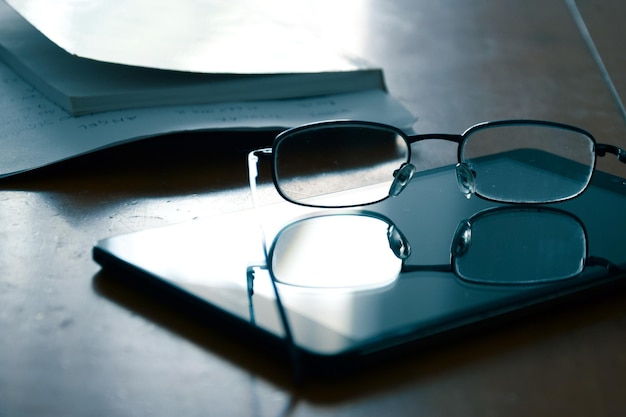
596, 143, 626, 163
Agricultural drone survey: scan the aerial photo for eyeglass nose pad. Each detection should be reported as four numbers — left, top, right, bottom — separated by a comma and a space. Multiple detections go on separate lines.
387, 224, 411, 260
452, 220, 472, 257
389, 163, 416, 197
455, 162, 477, 199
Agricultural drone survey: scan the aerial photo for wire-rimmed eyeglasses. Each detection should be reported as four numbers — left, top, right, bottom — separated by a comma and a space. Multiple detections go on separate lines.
246, 206, 620, 383
265, 207, 621, 288
248, 119, 626, 208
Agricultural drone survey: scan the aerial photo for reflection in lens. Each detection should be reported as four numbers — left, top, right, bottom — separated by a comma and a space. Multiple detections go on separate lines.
269, 214, 405, 288
453, 207, 587, 284
460, 123, 595, 203
273, 123, 409, 207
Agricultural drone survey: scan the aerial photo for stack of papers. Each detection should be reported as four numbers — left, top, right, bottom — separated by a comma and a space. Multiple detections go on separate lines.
0, 0, 416, 178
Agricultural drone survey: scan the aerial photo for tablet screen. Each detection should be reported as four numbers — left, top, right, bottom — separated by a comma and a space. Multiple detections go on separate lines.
94, 157, 626, 361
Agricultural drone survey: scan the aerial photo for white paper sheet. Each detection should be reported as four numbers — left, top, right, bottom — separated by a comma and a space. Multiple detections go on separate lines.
0, 59, 416, 178
4, 0, 371, 73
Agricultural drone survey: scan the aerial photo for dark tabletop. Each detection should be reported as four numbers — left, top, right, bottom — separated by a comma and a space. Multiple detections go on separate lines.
1, 1, 626, 416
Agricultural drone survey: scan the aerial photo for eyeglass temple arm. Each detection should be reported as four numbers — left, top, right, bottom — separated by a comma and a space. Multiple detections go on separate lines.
596, 143, 626, 163
247, 148, 273, 210
245, 265, 262, 323
247, 148, 304, 384
400, 256, 621, 277
246, 264, 304, 384
586, 256, 622, 273
404, 136, 626, 163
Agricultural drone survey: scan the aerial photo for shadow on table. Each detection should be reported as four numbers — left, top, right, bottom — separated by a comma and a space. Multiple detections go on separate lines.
0, 130, 277, 198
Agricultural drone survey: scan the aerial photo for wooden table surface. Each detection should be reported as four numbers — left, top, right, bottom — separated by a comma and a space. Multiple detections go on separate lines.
2, 1, 626, 416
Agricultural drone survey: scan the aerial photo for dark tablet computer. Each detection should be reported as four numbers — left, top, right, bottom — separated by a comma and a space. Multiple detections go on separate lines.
93, 154, 626, 380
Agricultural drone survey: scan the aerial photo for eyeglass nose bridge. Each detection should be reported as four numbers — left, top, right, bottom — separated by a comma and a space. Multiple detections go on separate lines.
455, 162, 477, 199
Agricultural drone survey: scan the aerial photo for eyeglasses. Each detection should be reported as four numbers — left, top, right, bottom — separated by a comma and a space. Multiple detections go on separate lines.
248, 119, 626, 208
247, 206, 619, 383
265, 206, 616, 288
